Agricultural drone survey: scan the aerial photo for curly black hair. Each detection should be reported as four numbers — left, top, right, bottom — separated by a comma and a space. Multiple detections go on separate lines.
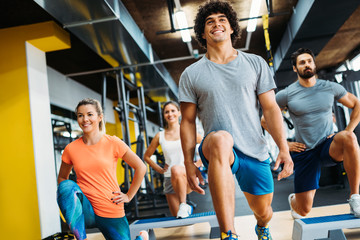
291, 48, 316, 67
194, 0, 241, 48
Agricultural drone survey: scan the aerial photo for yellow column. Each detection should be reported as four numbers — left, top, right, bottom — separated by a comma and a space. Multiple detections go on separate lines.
0, 21, 70, 240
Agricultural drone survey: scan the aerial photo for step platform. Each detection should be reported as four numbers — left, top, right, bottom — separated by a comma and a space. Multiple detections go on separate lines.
129, 211, 219, 240
292, 213, 360, 240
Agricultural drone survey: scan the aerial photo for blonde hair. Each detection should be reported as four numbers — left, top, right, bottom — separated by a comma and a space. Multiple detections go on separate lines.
162, 101, 180, 129
75, 98, 106, 133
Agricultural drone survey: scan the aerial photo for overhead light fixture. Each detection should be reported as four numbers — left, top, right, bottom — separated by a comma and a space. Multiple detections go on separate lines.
351, 54, 360, 71
247, 0, 262, 32
175, 10, 191, 42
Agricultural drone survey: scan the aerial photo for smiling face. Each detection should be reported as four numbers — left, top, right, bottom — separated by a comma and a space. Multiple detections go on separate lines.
202, 13, 233, 46
293, 53, 317, 79
76, 104, 103, 134
163, 103, 180, 125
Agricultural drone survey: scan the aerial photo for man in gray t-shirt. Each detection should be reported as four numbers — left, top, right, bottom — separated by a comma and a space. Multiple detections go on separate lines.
264, 48, 360, 219
179, 1, 293, 239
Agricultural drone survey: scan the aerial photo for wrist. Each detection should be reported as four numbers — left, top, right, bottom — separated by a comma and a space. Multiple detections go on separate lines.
184, 159, 194, 165
126, 193, 132, 201
278, 142, 289, 151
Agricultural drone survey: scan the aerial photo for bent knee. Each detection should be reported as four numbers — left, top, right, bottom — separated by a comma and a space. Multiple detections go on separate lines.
337, 131, 358, 146
254, 205, 273, 220
57, 180, 80, 195
298, 208, 311, 216
58, 179, 77, 189
204, 131, 233, 154
171, 165, 185, 176
297, 204, 312, 216
207, 131, 233, 147
344, 131, 358, 147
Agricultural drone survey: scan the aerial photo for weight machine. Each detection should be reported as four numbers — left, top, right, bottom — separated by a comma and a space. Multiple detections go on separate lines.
109, 71, 168, 220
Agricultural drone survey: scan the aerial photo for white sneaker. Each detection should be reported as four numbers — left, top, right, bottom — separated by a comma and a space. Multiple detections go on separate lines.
288, 193, 304, 219
348, 194, 360, 217
176, 203, 193, 218
138, 230, 149, 240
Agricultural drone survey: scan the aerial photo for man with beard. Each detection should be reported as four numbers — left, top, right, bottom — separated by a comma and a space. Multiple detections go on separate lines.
263, 48, 360, 219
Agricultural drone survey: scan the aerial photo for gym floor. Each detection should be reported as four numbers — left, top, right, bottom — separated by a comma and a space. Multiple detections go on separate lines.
135, 167, 351, 218
84, 170, 360, 239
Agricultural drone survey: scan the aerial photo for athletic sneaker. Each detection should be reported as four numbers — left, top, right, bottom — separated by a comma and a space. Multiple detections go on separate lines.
255, 224, 272, 240
176, 203, 193, 218
255, 225, 273, 240
288, 193, 304, 219
221, 230, 239, 240
348, 194, 360, 217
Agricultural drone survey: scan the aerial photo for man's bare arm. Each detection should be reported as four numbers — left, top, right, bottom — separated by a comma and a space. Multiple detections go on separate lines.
180, 102, 205, 194
259, 90, 293, 180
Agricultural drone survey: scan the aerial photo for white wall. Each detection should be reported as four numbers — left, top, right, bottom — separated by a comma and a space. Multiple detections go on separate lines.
26, 42, 61, 238
47, 67, 116, 124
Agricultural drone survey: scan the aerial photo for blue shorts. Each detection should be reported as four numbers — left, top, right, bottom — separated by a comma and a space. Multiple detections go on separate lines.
291, 135, 339, 193
198, 137, 273, 195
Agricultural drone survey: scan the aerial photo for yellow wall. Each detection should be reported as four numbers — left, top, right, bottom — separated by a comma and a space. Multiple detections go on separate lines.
0, 22, 70, 239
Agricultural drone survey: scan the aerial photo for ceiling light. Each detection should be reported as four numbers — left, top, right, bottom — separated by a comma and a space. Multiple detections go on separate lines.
351, 54, 360, 71
247, 0, 262, 32
175, 10, 191, 42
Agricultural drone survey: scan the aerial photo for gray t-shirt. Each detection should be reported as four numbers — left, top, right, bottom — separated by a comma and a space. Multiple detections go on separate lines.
276, 80, 347, 149
179, 50, 276, 161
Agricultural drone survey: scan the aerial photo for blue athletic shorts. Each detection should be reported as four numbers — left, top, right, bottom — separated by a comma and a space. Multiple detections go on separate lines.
291, 135, 339, 193
198, 137, 274, 195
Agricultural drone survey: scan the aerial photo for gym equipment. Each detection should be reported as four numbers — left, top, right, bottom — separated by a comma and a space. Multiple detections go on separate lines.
113, 71, 168, 220
262, 14, 274, 74
129, 211, 219, 240
292, 213, 360, 240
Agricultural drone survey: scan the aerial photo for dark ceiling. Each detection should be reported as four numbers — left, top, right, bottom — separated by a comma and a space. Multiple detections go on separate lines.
1, 0, 360, 101
121, 0, 298, 83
